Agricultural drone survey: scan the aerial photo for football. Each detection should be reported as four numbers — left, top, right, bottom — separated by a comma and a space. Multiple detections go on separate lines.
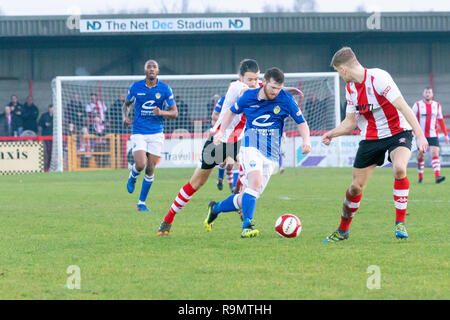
275, 214, 302, 238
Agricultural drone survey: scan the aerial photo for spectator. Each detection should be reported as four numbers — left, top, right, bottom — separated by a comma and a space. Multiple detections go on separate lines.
39, 104, 54, 136
67, 93, 87, 131
0, 106, 14, 136
109, 93, 126, 134
22, 95, 39, 134
86, 93, 107, 126
169, 95, 188, 133
39, 104, 54, 171
8, 95, 24, 136
91, 116, 108, 168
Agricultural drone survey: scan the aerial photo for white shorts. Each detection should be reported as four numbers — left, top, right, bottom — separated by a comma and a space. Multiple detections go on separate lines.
131, 133, 164, 157
239, 146, 277, 197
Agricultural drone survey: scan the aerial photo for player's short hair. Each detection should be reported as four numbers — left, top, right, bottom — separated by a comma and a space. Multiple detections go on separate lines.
145, 59, 159, 68
424, 87, 433, 91
330, 47, 358, 67
238, 59, 259, 76
264, 67, 284, 84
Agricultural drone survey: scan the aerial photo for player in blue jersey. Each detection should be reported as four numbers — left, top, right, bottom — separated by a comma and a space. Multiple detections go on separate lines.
122, 60, 178, 212
205, 67, 312, 238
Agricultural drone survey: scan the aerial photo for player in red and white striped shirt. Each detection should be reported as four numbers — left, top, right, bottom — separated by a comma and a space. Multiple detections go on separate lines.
321, 47, 428, 242
156, 59, 260, 235
412, 87, 449, 184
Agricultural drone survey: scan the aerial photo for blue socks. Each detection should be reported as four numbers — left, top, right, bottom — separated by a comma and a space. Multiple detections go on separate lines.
213, 194, 240, 215
139, 175, 154, 204
232, 169, 239, 189
130, 164, 141, 179
218, 166, 225, 180
241, 189, 258, 229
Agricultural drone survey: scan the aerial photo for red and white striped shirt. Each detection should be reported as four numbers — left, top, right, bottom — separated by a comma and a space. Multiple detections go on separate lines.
210, 80, 248, 144
346, 68, 412, 140
412, 100, 443, 138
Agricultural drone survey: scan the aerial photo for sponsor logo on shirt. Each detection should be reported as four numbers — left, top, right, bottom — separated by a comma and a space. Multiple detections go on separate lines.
137, 93, 146, 96
382, 86, 391, 97
356, 104, 374, 113
142, 100, 156, 110
252, 114, 275, 127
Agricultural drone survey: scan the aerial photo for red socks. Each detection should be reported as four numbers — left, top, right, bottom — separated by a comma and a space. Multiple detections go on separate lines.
164, 182, 197, 224
394, 177, 409, 223
432, 156, 441, 178
417, 158, 425, 181
339, 189, 362, 231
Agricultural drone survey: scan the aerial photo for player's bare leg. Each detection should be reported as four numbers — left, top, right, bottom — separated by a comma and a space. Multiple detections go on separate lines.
323, 165, 375, 243
390, 146, 411, 238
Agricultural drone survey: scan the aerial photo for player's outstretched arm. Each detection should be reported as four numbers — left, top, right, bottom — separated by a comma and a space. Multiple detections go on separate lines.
122, 98, 133, 126
213, 109, 235, 145
392, 96, 428, 153
322, 113, 357, 146
297, 122, 311, 154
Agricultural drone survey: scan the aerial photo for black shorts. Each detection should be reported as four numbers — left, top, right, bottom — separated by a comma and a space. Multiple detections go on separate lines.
353, 131, 413, 169
200, 135, 240, 170
426, 137, 440, 147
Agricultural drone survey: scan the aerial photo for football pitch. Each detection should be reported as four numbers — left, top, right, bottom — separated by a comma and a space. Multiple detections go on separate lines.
1, 167, 448, 300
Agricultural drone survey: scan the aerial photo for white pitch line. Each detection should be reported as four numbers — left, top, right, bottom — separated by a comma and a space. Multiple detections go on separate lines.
279, 196, 450, 204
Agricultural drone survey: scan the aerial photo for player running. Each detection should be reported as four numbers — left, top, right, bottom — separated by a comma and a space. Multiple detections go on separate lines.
412, 87, 448, 184
123, 60, 178, 212
157, 59, 261, 235
321, 47, 428, 242
204, 67, 312, 238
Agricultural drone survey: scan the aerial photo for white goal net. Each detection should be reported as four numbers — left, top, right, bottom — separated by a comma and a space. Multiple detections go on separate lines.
51, 73, 340, 171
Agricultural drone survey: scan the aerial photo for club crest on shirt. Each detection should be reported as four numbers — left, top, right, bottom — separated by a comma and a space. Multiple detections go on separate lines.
155, 93, 161, 99
273, 105, 281, 114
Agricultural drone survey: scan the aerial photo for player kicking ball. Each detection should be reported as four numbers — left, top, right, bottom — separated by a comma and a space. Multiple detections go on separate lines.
156, 59, 261, 235
122, 60, 178, 212
321, 47, 428, 242
205, 67, 311, 238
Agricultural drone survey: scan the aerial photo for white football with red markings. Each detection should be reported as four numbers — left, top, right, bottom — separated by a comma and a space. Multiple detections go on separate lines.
275, 214, 302, 238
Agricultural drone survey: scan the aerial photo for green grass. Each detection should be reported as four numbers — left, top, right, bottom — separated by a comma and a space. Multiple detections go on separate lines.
0, 167, 449, 300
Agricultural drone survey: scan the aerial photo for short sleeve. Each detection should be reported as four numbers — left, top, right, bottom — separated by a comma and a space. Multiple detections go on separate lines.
126, 83, 135, 102
372, 69, 401, 103
231, 95, 247, 114
223, 81, 248, 111
214, 97, 224, 113
345, 85, 357, 114
165, 86, 176, 106
286, 94, 305, 124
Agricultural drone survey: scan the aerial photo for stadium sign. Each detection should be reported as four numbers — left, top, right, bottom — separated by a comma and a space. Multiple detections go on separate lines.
0, 141, 44, 175
80, 17, 251, 33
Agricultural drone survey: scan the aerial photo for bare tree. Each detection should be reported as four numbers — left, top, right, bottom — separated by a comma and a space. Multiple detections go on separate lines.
292, 0, 317, 12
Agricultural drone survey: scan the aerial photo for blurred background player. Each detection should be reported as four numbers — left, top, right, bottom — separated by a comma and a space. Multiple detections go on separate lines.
412, 87, 448, 184
321, 47, 428, 242
205, 67, 311, 238
123, 59, 178, 212
156, 59, 260, 235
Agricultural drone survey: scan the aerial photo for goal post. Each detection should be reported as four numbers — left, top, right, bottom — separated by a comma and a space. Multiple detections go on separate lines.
51, 72, 341, 172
